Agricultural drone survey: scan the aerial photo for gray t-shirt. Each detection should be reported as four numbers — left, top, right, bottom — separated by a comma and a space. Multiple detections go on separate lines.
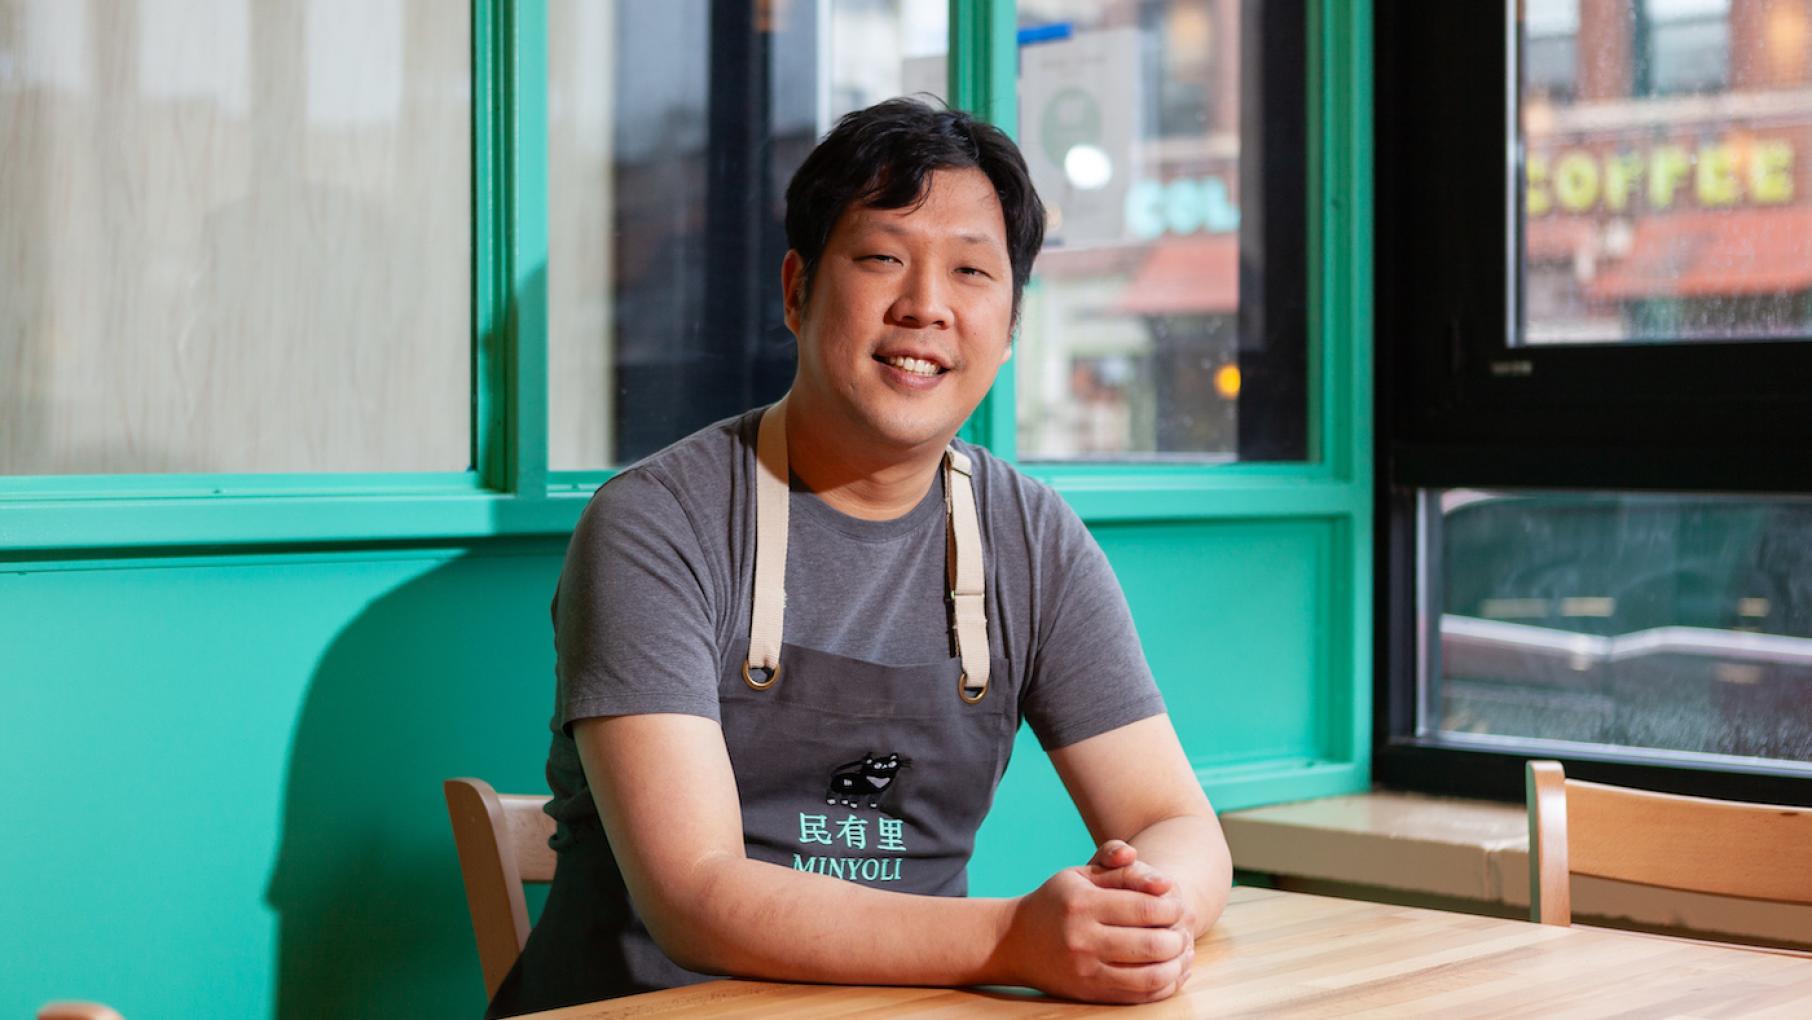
542, 408, 1164, 833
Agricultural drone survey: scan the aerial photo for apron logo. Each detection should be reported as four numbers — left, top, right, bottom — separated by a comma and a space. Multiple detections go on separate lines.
796, 753, 914, 883
793, 810, 908, 881
825, 751, 911, 811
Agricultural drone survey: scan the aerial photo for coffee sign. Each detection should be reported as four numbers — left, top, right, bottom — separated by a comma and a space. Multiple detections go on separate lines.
1527, 138, 1794, 215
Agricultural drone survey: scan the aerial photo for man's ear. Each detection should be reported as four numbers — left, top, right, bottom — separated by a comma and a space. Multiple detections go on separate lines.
781, 250, 806, 334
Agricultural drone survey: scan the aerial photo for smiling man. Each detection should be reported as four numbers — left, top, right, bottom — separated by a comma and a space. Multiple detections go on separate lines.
487, 98, 1231, 1018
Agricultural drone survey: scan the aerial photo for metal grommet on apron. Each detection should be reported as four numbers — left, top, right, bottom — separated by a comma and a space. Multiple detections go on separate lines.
745, 398, 993, 702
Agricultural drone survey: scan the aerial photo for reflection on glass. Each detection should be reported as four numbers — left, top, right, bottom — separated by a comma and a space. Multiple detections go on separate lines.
548, 0, 946, 469
0, 0, 471, 474
1015, 0, 1257, 461
1518, 0, 1812, 345
1429, 488, 1812, 765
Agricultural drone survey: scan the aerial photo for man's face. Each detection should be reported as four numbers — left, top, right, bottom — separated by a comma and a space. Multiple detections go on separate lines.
783, 166, 1015, 455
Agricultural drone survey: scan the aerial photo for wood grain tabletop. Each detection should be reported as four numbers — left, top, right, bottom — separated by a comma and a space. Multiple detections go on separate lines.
514, 886, 1812, 1018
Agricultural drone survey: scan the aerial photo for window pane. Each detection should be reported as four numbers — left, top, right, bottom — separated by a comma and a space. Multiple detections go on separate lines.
548, 0, 946, 470
0, 0, 471, 474
1518, 0, 1812, 346
1426, 489, 1812, 766
1015, 0, 1304, 462
1644, 0, 1731, 95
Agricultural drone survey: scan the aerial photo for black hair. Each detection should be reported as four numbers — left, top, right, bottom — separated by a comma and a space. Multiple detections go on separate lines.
784, 96, 1046, 322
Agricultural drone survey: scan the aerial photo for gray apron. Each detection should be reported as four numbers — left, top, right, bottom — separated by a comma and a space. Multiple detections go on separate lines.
488, 402, 1015, 1017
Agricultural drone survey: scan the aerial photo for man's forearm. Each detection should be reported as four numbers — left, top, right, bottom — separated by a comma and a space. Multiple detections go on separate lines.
1124, 813, 1232, 938
645, 853, 1021, 986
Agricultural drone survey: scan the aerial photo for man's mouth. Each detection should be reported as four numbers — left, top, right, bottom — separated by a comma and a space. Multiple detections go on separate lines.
876, 354, 947, 377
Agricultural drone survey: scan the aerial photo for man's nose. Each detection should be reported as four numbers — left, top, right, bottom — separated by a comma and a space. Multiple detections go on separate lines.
888, 266, 952, 329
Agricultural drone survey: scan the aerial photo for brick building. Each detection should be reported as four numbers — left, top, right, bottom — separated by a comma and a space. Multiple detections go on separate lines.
1523, 0, 1812, 342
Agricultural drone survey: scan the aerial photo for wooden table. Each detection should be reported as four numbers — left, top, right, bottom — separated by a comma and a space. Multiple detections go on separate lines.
518, 887, 1812, 1018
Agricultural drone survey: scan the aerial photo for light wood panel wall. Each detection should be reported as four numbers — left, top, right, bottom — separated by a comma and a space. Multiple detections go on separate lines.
0, 0, 469, 475
547, 0, 617, 470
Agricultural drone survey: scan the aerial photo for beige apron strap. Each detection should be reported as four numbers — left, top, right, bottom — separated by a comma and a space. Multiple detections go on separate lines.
945, 447, 990, 702
744, 400, 788, 689
745, 400, 987, 702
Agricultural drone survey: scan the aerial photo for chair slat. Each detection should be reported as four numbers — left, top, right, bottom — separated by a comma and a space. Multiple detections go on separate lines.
1526, 759, 1812, 941
501, 793, 558, 883
1567, 779, 1812, 904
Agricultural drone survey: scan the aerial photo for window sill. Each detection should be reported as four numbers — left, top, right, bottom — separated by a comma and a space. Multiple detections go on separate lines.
0, 489, 593, 553
1223, 790, 1812, 951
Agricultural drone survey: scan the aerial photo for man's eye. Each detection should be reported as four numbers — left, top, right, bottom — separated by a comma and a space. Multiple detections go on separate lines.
863, 254, 900, 264
958, 266, 992, 278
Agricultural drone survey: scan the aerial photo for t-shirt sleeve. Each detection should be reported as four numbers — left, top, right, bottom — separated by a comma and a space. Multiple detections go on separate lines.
553, 467, 723, 731
1020, 493, 1167, 751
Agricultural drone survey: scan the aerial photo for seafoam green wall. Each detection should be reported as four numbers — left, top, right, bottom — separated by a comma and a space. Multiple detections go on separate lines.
0, 521, 1352, 1016
1, 544, 564, 1018
976, 520, 1338, 887
0, 518, 1358, 1016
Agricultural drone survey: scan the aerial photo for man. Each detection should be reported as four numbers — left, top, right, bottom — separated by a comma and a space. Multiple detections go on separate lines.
488, 98, 1231, 1017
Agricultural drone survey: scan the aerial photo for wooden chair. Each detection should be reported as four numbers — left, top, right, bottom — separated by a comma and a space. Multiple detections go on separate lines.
1525, 760, 1812, 931
37, 1005, 124, 1020
444, 777, 557, 998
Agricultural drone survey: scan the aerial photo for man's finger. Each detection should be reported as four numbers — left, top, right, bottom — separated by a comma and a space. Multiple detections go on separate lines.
1088, 860, 1175, 896
1094, 920, 1193, 964
1088, 839, 1135, 869
1093, 886, 1186, 929
1097, 956, 1189, 1001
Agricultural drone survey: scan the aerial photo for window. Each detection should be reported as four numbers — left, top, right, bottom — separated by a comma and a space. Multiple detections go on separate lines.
1637, 0, 1730, 97
1524, 0, 1580, 102
0, 0, 471, 475
1427, 489, 1812, 764
1012, 0, 1307, 462
1521, 0, 1808, 347
547, 0, 947, 469
1, 0, 1342, 556
1376, 0, 1812, 805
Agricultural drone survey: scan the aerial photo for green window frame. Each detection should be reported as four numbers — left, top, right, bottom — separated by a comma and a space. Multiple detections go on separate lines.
0, 0, 1373, 585
1, 1, 555, 550
0, 0, 1375, 811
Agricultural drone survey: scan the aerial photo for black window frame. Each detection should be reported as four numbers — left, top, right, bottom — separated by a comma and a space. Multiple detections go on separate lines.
1235, 0, 1310, 462
1372, 0, 1812, 807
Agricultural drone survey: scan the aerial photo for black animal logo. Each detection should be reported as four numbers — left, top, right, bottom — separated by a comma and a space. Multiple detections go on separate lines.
826, 752, 911, 810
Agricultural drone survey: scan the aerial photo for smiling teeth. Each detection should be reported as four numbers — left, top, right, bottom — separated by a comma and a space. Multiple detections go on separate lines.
883, 355, 941, 376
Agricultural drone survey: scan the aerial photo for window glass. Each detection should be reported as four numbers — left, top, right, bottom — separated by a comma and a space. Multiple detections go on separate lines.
547, 0, 946, 469
1525, 0, 1581, 101
1641, 0, 1731, 96
0, 0, 471, 474
1425, 488, 1812, 766
1015, 0, 1303, 462
1518, 0, 1812, 345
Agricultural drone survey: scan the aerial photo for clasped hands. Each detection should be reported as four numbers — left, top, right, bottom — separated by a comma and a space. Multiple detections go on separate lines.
999, 839, 1198, 1004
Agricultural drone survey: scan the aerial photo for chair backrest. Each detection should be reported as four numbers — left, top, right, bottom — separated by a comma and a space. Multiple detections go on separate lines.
38, 1004, 125, 1020
444, 777, 557, 999
1525, 759, 1812, 927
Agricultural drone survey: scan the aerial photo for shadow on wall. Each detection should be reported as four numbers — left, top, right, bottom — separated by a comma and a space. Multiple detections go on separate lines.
265, 544, 564, 1019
